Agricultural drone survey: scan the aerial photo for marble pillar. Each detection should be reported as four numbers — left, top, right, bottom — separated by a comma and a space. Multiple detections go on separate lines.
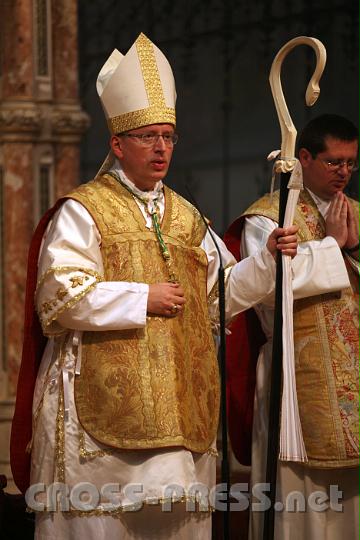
0, 0, 89, 492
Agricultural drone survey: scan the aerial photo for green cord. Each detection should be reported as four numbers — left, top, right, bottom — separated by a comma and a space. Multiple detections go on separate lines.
108, 171, 178, 282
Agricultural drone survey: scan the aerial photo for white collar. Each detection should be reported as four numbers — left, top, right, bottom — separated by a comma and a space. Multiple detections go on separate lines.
110, 159, 164, 204
306, 188, 331, 219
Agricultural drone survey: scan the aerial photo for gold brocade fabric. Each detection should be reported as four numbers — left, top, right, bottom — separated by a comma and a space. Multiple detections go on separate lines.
244, 189, 359, 468
66, 175, 219, 453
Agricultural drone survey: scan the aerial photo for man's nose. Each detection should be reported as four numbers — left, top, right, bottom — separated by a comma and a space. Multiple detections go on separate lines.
337, 163, 349, 176
154, 135, 166, 150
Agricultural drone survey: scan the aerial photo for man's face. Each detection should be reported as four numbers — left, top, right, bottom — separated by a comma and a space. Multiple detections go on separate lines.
111, 123, 175, 191
299, 136, 358, 200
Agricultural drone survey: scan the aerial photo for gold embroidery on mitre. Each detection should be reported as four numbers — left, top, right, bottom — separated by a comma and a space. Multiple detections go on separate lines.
109, 107, 176, 135
108, 33, 176, 134
136, 32, 166, 109
69, 176, 219, 454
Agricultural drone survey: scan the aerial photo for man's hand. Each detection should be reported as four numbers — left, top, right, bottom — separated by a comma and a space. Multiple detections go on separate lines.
344, 198, 359, 251
266, 225, 298, 259
147, 282, 185, 317
325, 191, 348, 248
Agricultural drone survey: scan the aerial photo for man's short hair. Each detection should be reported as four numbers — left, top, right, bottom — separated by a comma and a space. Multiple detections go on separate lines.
297, 114, 359, 157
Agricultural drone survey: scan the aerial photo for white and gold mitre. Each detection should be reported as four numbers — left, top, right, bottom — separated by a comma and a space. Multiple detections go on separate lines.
97, 33, 176, 134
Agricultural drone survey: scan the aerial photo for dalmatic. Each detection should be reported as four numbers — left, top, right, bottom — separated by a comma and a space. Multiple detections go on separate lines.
243, 188, 359, 468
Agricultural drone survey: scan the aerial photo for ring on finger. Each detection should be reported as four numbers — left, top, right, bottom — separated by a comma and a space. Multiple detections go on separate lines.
170, 304, 181, 314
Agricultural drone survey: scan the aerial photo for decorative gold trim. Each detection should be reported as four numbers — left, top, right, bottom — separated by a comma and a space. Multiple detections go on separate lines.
36, 266, 103, 291
304, 457, 359, 469
54, 351, 66, 484
36, 267, 103, 332
108, 107, 175, 135
56, 288, 67, 300
136, 33, 165, 108
39, 280, 99, 331
27, 494, 214, 516
69, 275, 90, 288
78, 429, 114, 460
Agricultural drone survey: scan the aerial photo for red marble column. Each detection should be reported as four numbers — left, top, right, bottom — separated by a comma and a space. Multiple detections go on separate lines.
52, 0, 79, 102
3, 144, 34, 394
0, 0, 36, 395
54, 145, 80, 199
1, 0, 34, 99
0, 0, 89, 490
52, 0, 87, 196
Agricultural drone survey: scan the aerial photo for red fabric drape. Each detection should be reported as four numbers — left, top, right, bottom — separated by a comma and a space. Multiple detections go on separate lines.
10, 201, 64, 494
224, 219, 266, 466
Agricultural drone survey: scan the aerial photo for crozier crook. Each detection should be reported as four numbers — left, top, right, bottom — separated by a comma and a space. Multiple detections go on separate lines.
270, 36, 327, 172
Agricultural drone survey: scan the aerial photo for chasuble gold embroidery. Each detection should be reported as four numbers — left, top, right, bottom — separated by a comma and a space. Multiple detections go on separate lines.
67, 175, 219, 453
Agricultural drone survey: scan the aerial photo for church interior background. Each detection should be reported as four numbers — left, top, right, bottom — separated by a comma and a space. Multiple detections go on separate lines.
0, 0, 358, 512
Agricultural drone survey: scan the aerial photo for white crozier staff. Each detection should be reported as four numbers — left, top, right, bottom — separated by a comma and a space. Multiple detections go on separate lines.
264, 36, 327, 540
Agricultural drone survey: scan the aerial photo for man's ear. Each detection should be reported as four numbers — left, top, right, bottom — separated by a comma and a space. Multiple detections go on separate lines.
110, 135, 124, 159
298, 147, 312, 169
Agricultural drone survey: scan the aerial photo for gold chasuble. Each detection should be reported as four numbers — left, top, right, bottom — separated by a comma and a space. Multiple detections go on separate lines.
244, 189, 359, 469
67, 174, 219, 454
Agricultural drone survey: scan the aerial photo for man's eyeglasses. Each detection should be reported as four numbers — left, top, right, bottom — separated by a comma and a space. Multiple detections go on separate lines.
317, 157, 359, 172
120, 132, 179, 147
